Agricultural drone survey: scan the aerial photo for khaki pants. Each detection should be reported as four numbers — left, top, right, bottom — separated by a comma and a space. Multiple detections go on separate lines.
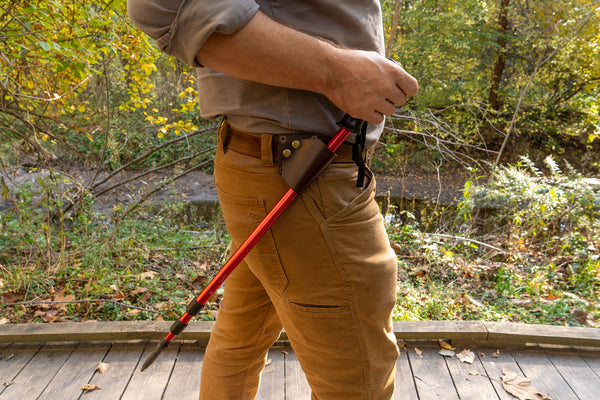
199, 127, 398, 400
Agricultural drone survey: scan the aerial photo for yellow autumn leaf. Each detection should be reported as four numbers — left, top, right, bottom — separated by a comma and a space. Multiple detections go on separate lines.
81, 384, 101, 393
438, 340, 456, 351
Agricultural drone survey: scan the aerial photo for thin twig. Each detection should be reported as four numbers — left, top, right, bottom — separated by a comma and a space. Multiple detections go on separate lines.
91, 125, 217, 189
93, 146, 216, 198
4, 299, 160, 314
117, 158, 214, 220
426, 233, 507, 254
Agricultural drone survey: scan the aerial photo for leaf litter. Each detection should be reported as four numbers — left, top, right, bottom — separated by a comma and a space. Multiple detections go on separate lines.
501, 368, 554, 400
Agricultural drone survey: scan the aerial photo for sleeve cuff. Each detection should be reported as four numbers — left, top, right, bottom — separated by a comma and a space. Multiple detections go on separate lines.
157, 0, 260, 67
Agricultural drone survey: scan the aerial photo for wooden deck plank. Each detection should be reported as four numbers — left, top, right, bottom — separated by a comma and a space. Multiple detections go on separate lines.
0, 343, 42, 391
284, 349, 311, 398
0, 321, 214, 344
3, 321, 600, 349
485, 321, 600, 348
546, 352, 600, 400
38, 343, 110, 400
393, 347, 419, 400
581, 353, 600, 377
393, 321, 488, 341
83, 342, 147, 400
120, 342, 181, 400
256, 347, 285, 400
0, 343, 74, 400
407, 345, 459, 399
477, 349, 525, 400
513, 350, 578, 400
162, 342, 203, 400
444, 349, 499, 399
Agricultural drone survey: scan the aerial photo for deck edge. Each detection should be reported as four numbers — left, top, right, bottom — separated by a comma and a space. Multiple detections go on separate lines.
0, 320, 598, 348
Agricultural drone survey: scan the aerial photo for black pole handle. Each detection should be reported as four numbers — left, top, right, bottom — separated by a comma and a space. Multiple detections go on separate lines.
338, 114, 364, 133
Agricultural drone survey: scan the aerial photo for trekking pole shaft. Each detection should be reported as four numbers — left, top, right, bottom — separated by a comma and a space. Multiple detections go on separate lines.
140, 117, 361, 372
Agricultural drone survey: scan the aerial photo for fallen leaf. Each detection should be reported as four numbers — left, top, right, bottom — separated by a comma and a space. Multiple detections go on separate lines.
265, 359, 272, 367
95, 361, 109, 374
493, 349, 500, 358
398, 340, 407, 350
501, 369, 553, 400
469, 370, 479, 376
456, 349, 475, 364
81, 384, 101, 393
414, 347, 423, 359
139, 271, 158, 280
130, 287, 149, 296
439, 349, 455, 357
1, 290, 24, 304
478, 352, 485, 359
438, 340, 456, 351
3, 381, 13, 387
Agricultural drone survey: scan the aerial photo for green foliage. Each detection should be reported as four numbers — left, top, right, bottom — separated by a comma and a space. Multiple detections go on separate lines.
381, 0, 600, 164
0, 0, 207, 169
0, 174, 229, 322
386, 157, 599, 326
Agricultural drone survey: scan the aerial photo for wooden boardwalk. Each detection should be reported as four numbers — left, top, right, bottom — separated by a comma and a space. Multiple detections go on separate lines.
1, 341, 600, 400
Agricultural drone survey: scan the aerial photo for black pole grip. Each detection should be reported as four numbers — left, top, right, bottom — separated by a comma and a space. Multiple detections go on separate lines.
338, 114, 364, 133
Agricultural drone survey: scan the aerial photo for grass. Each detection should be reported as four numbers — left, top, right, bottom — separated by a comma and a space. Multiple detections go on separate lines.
0, 158, 598, 328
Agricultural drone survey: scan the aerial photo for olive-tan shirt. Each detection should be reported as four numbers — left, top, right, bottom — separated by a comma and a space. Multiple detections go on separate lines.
127, 0, 385, 144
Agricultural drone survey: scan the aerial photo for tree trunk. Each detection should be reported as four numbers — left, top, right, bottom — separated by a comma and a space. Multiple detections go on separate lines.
488, 0, 510, 111
385, 0, 403, 58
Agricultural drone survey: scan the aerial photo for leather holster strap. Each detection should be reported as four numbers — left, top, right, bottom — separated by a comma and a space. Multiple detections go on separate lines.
222, 123, 358, 164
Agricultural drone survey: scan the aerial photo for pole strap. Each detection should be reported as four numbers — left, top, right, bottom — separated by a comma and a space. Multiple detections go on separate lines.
352, 122, 368, 187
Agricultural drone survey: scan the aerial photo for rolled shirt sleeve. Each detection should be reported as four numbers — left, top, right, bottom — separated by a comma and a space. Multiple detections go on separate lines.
127, 0, 260, 66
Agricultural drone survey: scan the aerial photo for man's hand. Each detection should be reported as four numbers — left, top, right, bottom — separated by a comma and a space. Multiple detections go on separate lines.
196, 11, 418, 125
321, 49, 417, 124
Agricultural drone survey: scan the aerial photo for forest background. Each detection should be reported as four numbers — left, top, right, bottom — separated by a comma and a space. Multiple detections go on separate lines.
0, 0, 599, 327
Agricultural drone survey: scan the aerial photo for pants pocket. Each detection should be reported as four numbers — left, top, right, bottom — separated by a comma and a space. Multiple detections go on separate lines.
214, 182, 288, 293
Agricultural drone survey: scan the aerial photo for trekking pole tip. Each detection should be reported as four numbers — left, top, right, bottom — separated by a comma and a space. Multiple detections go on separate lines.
140, 338, 170, 372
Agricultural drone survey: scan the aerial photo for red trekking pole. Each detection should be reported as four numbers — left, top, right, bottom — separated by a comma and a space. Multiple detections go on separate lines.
141, 114, 364, 371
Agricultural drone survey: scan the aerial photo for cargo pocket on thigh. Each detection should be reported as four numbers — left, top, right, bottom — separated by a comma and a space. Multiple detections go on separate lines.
215, 184, 288, 293
288, 301, 351, 318
301, 165, 375, 225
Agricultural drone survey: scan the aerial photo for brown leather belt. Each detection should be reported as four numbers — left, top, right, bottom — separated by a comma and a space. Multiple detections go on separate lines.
222, 124, 356, 163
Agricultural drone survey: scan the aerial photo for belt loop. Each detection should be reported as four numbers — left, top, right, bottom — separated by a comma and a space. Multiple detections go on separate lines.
261, 134, 274, 166
219, 120, 230, 154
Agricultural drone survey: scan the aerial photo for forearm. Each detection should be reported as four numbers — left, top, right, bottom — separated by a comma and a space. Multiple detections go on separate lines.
195, 12, 334, 96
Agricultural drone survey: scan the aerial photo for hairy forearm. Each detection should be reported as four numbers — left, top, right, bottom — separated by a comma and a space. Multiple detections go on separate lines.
195, 12, 335, 95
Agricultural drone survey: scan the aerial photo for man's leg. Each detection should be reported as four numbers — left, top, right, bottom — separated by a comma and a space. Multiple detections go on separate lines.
199, 253, 282, 400
269, 163, 399, 400
207, 131, 398, 399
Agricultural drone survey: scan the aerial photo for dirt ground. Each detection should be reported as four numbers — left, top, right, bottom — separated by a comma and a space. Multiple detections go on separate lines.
0, 163, 470, 214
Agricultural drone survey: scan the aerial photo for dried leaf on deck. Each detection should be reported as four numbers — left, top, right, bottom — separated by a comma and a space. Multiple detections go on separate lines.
3, 381, 14, 387
501, 369, 553, 400
438, 340, 456, 351
95, 361, 109, 374
469, 370, 479, 376
493, 349, 500, 358
265, 359, 272, 367
456, 349, 475, 364
81, 384, 101, 393
439, 349, 455, 357
414, 347, 423, 359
